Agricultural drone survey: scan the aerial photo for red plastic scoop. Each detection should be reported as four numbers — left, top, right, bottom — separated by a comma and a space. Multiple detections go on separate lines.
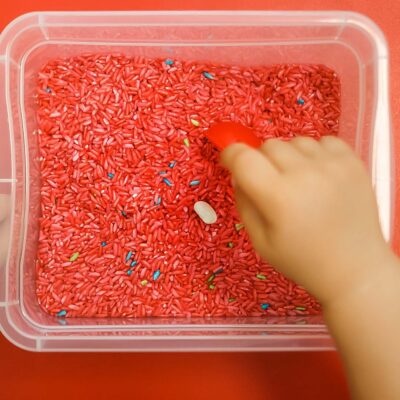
205, 122, 262, 150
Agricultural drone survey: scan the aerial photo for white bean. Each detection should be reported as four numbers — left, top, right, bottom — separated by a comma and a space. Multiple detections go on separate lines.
194, 201, 217, 224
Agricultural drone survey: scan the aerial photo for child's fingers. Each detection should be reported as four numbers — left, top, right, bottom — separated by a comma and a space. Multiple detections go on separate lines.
221, 143, 279, 211
0, 195, 10, 222
234, 187, 270, 259
259, 138, 306, 170
290, 136, 321, 157
320, 136, 352, 155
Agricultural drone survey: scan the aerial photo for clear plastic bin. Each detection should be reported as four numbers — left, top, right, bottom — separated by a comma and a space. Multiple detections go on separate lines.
0, 11, 392, 351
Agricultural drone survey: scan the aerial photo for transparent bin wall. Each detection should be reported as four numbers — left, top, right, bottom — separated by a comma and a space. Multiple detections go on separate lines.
0, 12, 392, 351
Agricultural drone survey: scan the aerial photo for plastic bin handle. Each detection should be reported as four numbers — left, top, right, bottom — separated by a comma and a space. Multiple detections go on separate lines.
0, 55, 13, 309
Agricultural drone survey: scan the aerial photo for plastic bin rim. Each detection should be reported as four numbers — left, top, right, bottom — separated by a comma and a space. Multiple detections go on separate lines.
0, 9, 389, 352
0, 10, 389, 58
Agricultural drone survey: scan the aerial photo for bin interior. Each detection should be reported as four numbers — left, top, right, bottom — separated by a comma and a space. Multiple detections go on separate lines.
0, 12, 388, 351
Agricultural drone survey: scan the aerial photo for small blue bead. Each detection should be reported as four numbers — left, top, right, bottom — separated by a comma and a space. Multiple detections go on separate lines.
202, 71, 215, 80
155, 196, 162, 205
126, 251, 133, 261
297, 98, 305, 105
153, 269, 161, 281
261, 303, 270, 310
169, 161, 176, 168
101, 241, 107, 247
165, 59, 174, 65
189, 180, 201, 186
121, 210, 127, 218
127, 269, 133, 276
130, 260, 138, 267
57, 310, 67, 317
163, 178, 173, 187
108, 172, 115, 178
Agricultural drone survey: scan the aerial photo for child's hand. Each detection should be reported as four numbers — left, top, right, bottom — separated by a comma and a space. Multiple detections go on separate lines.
223, 135, 400, 399
222, 136, 392, 305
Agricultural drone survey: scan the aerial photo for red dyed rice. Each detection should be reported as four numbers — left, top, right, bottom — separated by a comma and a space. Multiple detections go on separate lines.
35, 54, 340, 318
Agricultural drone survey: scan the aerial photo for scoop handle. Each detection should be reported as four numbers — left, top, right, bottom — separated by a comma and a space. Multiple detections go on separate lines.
205, 122, 262, 150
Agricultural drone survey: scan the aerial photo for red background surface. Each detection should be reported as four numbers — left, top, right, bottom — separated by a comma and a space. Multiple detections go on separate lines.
1, 1, 399, 399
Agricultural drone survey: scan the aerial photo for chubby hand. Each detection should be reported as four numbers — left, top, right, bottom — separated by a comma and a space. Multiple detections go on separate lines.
222, 136, 392, 305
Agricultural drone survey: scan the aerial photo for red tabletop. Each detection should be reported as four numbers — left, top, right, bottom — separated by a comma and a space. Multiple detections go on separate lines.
1, 1, 399, 399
